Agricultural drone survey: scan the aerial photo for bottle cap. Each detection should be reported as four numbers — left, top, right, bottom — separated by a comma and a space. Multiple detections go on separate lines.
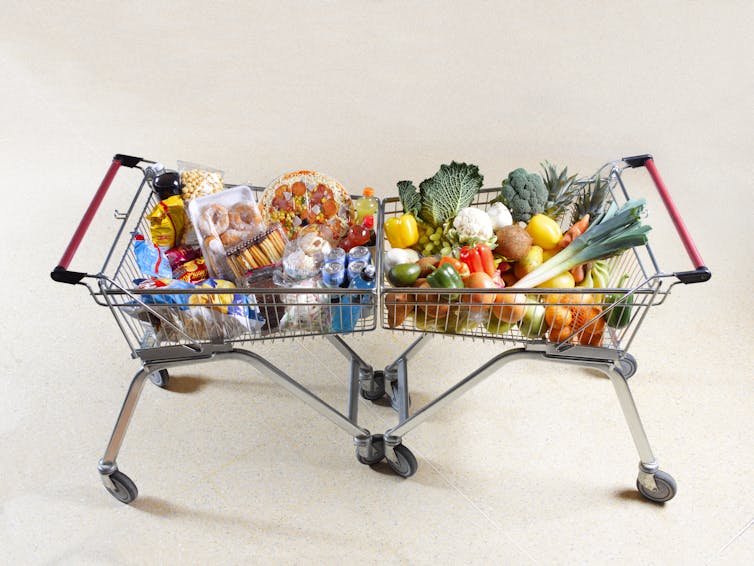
362, 187, 375, 197
361, 264, 376, 281
362, 215, 374, 229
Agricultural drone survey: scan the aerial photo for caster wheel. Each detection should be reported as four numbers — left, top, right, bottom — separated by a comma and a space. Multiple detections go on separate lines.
387, 444, 418, 478
104, 470, 138, 504
150, 369, 169, 388
356, 434, 385, 466
360, 371, 386, 401
637, 469, 676, 503
616, 355, 637, 379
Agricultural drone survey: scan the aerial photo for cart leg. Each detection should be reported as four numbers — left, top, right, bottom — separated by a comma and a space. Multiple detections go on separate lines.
98, 366, 151, 504
326, 335, 383, 403
383, 335, 427, 410
604, 361, 677, 502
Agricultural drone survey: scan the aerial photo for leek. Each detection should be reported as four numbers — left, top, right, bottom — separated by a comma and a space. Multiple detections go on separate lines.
513, 198, 650, 289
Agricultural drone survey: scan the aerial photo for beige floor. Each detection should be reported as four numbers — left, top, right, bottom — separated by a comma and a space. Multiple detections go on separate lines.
2, 1, 753, 564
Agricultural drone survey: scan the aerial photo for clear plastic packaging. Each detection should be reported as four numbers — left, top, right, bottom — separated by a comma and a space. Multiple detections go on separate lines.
178, 161, 225, 201
187, 185, 267, 281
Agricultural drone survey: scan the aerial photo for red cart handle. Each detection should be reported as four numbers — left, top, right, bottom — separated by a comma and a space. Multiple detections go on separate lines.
623, 154, 711, 284
51, 154, 145, 284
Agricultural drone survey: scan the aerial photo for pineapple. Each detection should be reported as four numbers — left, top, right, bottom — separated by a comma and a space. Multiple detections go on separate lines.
574, 175, 610, 220
541, 161, 578, 221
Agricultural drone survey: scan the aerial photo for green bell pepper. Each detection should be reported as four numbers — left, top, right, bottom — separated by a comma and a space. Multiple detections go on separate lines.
426, 262, 464, 290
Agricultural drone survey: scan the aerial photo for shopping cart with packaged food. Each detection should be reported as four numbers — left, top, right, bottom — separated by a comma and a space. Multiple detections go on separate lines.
51, 154, 389, 503
371, 155, 710, 502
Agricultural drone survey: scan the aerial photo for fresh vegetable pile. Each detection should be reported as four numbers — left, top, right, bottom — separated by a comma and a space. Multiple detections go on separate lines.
383, 161, 649, 345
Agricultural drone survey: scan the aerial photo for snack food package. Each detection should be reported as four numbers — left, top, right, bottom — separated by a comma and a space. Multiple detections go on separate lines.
147, 195, 187, 250
243, 266, 287, 333
173, 257, 209, 284
276, 277, 331, 333
281, 223, 335, 280
133, 233, 173, 279
165, 245, 202, 269
124, 277, 264, 342
178, 161, 225, 201
187, 185, 269, 280
224, 224, 288, 282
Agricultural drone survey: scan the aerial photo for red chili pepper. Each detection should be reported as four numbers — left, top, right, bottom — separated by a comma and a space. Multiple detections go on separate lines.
476, 243, 496, 277
459, 244, 496, 277
459, 246, 483, 274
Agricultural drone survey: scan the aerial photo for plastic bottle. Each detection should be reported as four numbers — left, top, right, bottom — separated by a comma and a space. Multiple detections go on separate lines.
354, 187, 379, 225
340, 224, 370, 252
330, 264, 375, 333
350, 264, 376, 317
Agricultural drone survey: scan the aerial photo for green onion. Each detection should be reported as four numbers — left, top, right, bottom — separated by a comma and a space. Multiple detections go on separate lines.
513, 198, 651, 289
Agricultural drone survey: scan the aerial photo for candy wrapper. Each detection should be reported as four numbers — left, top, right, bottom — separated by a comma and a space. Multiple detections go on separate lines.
147, 195, 187, 250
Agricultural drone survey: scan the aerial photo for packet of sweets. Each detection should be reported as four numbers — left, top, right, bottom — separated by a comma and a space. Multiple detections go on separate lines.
148, 195, 187, 250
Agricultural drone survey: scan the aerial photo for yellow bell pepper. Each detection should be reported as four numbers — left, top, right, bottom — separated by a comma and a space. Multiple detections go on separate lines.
384, 213, 419, 249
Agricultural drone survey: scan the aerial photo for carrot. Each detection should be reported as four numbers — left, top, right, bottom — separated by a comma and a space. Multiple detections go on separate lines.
557, 214, 590, 249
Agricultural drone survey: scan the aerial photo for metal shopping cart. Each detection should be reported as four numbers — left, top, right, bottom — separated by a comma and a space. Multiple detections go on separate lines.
51, 155, 390, 503
373, 155, 710, 502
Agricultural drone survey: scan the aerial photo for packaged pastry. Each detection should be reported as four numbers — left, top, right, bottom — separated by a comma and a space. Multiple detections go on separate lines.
187, 185, 268, 280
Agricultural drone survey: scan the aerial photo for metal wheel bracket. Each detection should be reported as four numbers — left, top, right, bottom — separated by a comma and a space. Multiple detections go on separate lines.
638, 462, 660, 492
359, 368, 385, 399
354, 434, 384, 464
383, 436, 402, 467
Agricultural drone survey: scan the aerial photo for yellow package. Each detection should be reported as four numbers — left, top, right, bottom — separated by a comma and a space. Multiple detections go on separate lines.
148, 195, 187, 250
189, 278, 237, 314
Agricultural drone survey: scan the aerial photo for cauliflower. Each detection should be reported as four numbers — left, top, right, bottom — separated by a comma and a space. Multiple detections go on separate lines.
486, 202, 513, 229
452, 207, 495, 245
498, 168, 547, 222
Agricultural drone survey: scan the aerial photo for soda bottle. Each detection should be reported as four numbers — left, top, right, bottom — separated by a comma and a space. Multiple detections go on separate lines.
354, 187, 378, 225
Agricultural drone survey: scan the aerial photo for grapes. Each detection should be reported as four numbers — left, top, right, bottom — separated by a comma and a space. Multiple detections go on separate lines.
414, 219, 455, 257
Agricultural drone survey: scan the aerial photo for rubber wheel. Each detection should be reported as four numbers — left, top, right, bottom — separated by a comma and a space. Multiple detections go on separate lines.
150, 369, 170, 388
636, 469, 676, 503
356, 434, 385, 466
360, 371, 386, 401
104, 470, 138, 504
387, 444, 418, 478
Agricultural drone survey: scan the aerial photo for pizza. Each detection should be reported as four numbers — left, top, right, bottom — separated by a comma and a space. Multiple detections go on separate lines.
259, 170, 354, 240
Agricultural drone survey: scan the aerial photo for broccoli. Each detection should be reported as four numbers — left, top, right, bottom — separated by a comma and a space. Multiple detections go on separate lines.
498, 168, 547, 222
397, 162, 483, 227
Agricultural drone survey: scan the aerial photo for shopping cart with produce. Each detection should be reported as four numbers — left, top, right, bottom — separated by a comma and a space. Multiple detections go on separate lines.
51, 155, 389, 503
368, 156, 710, 502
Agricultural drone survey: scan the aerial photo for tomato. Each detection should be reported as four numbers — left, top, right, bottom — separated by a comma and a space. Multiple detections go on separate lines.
462, 271, 498, 314
526, 214, 563, 250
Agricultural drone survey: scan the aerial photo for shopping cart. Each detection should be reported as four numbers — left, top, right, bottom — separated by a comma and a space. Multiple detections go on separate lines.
51, 155, 389, 503
374, 155, 710, 502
